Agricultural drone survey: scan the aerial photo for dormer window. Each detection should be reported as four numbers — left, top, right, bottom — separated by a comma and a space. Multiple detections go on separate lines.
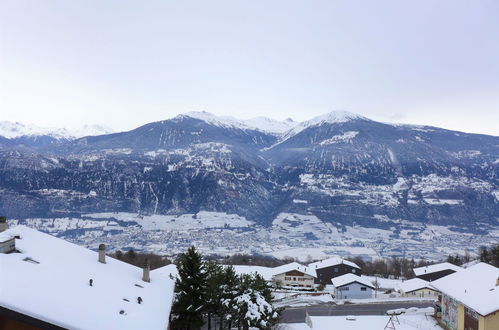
0, 235, 15, 254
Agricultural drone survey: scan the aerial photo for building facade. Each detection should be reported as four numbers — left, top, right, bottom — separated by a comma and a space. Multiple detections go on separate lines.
333, 281, 373, 300
272, 270, 315, 288
432, 263, 499, 330
309, 258, 361, 285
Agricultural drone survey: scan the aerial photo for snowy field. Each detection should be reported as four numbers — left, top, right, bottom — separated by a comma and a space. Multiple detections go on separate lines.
9, 211, 498, 260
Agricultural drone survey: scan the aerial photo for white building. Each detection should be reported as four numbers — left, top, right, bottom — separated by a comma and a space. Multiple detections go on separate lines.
331, 274, 374, 299
232, 262, 317, 288
271, 262, 316, 288
0, 225, 175, 330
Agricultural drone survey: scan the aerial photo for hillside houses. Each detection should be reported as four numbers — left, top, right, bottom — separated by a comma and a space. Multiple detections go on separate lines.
309, 257, 361, 285
0, 224, 175, 330
233, 262, 317, 289
232, 257, 363, 290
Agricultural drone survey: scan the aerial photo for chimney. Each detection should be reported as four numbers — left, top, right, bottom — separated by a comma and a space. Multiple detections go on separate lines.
0, 216, 7, 232
98, 244, 106, 264
142, 258, 150, 283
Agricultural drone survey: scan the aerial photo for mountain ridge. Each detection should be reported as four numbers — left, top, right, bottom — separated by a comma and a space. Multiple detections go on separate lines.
0, 111, 497, 236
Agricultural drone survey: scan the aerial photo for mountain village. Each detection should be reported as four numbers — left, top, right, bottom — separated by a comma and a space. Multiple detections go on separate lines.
1, 217, 498, 330
1, 1, 498, 328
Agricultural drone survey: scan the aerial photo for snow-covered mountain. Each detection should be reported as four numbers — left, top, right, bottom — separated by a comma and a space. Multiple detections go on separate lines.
175, 111, 297, 135
0, 111, 497, 240
0, 121, 114, 139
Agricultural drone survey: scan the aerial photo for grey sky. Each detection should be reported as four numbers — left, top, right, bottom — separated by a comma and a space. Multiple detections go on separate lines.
1, 0, 498, 135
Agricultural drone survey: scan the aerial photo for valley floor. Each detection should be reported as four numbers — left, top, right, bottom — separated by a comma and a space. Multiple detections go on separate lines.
9, 211, 498, 261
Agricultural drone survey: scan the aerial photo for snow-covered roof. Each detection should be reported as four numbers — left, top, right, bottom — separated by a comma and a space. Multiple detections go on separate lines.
413, 262, 462, 277
331, 274, 374, 289
231, 262, 316, 281
308, 257, 360, 270
271, 262, 317, 278
0, 226, 174, 330
151, 264, 178, 279
431, 263, 499, 316
399, 278, 435, 293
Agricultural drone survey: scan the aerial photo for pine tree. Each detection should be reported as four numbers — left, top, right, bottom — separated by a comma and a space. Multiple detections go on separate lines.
204, 261, 224, 330
230, 273, 280, 330
219, 266, 239, 330
171, 246, 207, 330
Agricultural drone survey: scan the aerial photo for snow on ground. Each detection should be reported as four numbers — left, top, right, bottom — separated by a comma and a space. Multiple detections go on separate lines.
273, 294, 334, 308
279, 308, 441, 330
319, 131, 358, 145
87, 211, 254, 231
0, 121, 113, 139
11, 210, 497, 261
361, 275, 403, 290
177, 111, 297, 134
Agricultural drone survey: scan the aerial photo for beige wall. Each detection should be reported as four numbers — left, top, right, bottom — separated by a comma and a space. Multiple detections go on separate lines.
272, 273, 315, 288
479, 311, 499, 330
458, 303, 465, 330
401, 288, 439, 298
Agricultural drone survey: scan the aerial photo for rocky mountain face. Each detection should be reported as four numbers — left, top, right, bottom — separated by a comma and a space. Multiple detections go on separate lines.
0, 112, 497, 233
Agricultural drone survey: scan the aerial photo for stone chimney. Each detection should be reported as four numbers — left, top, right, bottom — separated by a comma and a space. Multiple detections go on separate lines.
0, 216, 7, 233
98, 244, 106, 264
142, 258, 150, 283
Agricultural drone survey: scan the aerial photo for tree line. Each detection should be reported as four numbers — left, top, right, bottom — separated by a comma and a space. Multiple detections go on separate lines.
479, 244, 499, 267
110, 249, 171, 270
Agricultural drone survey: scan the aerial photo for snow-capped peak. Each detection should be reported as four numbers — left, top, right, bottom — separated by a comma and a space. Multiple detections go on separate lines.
67, 124, 115, 138
176, 111, 298, 134
281, 111, 367, 140
304, 111, 366, 126
0, 121, 114, 139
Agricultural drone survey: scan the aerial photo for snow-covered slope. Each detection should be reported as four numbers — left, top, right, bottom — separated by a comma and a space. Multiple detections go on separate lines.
178, 111, 297, 134
279, 111, 368, 141
0, 121, 114, 139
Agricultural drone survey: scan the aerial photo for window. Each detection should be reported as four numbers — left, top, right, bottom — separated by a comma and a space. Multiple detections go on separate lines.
334, 268, 338, 272
293, 277, 296, 281
360, 287, 367, 291
285, 277, 291, 280
352, 269, 356, 273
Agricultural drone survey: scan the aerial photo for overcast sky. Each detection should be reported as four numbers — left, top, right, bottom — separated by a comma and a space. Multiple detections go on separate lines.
1, 0, 498, 135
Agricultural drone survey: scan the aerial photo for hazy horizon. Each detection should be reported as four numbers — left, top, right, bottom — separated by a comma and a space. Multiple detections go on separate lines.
1, 0, 498, 135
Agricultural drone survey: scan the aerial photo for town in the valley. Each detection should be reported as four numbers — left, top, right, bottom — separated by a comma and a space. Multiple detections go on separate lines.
1, 216, 498, 329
